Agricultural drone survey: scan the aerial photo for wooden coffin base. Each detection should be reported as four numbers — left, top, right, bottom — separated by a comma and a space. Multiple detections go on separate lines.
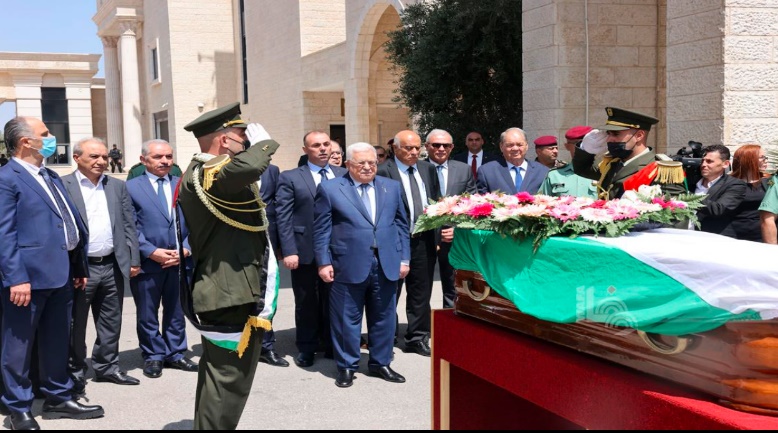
454, 270, 778, 416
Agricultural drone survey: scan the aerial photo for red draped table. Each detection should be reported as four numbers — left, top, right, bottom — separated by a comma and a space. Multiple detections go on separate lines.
431, 309, 778, 430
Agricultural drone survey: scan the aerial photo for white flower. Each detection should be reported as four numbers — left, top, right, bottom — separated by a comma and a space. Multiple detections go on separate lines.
580, 208, 614, 223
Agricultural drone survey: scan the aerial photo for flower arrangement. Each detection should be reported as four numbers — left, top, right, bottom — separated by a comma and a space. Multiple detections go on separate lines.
413, 185, 705, 250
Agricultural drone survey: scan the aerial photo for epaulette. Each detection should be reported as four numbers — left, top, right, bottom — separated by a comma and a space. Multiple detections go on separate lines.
202, 154, 231, 191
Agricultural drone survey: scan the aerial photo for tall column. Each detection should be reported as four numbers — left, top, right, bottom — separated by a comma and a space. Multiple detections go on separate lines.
101, 36, 123, 151
118, 21, 143, 164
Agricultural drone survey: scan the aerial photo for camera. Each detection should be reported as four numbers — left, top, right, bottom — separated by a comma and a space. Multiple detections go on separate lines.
671, 140, 703, 189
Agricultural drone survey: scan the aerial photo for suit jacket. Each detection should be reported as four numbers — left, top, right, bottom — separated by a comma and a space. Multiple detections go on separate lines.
437, 159, 477, 196
259, 164, 281, 255
451, 151, 502, 167
476, 159, 549, 194
126, 173, 191, 274
313, 174, 410, 284
0, 159, 89, 289
62, 172, 141, 280
694, 175, 747, 236
275, 164, 347, 264
377, 158, 441, 227
178, 139, 280, 314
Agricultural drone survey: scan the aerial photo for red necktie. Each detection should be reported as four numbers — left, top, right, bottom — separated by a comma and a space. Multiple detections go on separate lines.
471, 154, 478, 180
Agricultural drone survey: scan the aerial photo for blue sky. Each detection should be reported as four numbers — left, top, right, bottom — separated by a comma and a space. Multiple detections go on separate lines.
0, 0, 102, 125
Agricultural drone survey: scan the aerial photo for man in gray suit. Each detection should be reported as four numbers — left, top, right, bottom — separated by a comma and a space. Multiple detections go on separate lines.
425, 129, 477, 308
62, 137, 142, 393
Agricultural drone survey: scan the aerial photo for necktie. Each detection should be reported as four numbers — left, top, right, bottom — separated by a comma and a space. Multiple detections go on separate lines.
513, 166, 523, 192
319, 168, 328, 184
408, 166, 423, 225
471, 154, 478, 180
39, 168, 78, 250
157, 178, 169, 217
436, 165, 446, 196
360, 184, 373, 223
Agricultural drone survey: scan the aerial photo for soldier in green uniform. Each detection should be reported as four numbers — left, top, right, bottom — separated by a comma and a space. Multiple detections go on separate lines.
540, 126, 597, 198
176, 102, 280, 430
572, 107, 686, 200
758, 175, 778, 243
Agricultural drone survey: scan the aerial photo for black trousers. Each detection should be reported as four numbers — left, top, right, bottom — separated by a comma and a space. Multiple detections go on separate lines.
290, 264, 331, 353
397, 231, 436, 345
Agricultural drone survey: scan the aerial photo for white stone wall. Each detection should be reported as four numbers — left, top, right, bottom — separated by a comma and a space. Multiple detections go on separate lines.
91, 86, 108, 141
300, 0, 347, 56
723, 0, 778, 149
166, 0, 238, 165
302, 91, 345, 140
666, 0, 724, 152
142, 0, 174, 152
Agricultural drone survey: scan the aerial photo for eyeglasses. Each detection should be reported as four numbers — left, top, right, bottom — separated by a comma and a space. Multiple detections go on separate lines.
376, 153, 387, 158
331, 151, 343, 156
760, 156, 769, 162
350, 160, 377, 167
429, 143, 453, 149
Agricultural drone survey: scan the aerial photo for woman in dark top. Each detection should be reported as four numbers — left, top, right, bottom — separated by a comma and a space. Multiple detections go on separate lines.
729, 144, 770, 241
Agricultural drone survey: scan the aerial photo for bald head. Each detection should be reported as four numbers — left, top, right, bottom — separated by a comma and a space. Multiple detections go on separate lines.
393, 130, 422, 166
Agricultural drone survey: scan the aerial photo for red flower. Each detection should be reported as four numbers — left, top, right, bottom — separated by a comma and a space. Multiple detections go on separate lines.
467, 203, 494, 218
652, 197, 672, 209
590, 199, 607, 209
515, 191, 535, 203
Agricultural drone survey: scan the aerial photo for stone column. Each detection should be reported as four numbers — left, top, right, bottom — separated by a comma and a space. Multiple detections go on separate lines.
101, 36, 123, 151
118, 21, 143, 164
12, 73, 43, 119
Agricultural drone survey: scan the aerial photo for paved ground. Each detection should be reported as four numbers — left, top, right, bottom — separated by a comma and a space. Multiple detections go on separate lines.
25, 267, 443, 430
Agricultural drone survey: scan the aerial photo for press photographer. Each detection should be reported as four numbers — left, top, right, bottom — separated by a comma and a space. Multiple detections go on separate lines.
672, 140, 704, 188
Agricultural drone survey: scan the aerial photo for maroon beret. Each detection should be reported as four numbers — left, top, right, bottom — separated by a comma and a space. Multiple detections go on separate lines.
533, 135, 557, 147
565, 125, 593, 141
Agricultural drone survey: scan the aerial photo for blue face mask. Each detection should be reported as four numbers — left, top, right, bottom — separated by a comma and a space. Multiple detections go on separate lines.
38, 136, 57, 158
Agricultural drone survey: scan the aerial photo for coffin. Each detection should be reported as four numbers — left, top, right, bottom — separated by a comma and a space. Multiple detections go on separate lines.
450, 229, 778, 416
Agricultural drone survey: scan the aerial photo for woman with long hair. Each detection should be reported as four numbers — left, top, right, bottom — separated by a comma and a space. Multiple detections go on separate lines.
728, 144, 771, 241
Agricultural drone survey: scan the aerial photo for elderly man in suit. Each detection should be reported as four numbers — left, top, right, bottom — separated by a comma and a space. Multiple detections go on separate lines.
314, 142, 410, 388
0, 117, 104, 430
63, 137, 142, 394
127, 139, 198, 380
377, 130, 440, 357
476, 127, 550, 195
277, 131, 347, 368
425, 129, 477, 308
451, 131, 501, 180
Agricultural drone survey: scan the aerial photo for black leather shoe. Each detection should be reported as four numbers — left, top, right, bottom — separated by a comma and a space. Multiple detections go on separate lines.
143, 360, 163, 378
41, 399, 104, 420
71, 377, 86, 395
10, 411, 39, 430
294, 352, 315, 368
368, 365, 406, 383
94, 371, 140, 385
259, 349, 289, 367
335, 369, 355, 388
0, 401, 11, 417
403, 339, 431, 357
164, 358, 198, 372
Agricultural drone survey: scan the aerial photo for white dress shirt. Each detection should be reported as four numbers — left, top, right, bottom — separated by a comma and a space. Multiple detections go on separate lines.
308, 162, 334, 187
506, 160, 529, 186
394, 158, 429, 223
146, 170, 172, 216
75, 170, 114, 257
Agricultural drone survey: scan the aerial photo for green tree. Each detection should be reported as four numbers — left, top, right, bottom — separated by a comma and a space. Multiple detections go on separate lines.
385, 0, 523, 153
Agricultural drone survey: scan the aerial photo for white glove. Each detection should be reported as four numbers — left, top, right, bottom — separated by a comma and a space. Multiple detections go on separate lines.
579, 129, 608, 155
246, 123, 271, 146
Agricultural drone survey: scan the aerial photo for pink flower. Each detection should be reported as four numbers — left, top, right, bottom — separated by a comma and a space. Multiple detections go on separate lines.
651, 197, 673, 209
467, 203, 495, 218
666, 200, 687, 210
514, 204, 548, 217
548, 204, 581, 222
605, 202, 640, 220
515, 191, 535, 203
590, 199, 608, 209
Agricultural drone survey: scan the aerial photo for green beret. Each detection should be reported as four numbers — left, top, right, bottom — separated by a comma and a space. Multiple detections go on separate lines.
183, 102, 248, 138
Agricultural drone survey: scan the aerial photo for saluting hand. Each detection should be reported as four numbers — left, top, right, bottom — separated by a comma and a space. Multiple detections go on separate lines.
246, 123, 271, 146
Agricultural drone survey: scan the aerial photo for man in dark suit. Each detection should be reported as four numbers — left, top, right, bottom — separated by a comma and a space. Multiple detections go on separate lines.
63, 137, 142, 394
0, 117, 104, 430
377, 130, 440, 357
476, 127, 550, 195
276, 131, 347, 368
257, 163, 289, 367
425, 129, 477, 308
178, 102, 280, 429
694, 144, 747, 235
127, 139, 198, 379
313, 142, 410, 388
451, 130, 501, 180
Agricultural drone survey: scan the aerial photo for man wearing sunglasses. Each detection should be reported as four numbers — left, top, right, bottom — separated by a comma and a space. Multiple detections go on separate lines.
424, 129, 476, 308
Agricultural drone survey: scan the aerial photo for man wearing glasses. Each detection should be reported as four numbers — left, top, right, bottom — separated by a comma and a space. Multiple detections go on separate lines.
424, 129, 476, 308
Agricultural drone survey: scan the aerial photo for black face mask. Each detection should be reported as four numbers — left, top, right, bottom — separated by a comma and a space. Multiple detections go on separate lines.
228, 136, 251, 151
607, 142, 632, 160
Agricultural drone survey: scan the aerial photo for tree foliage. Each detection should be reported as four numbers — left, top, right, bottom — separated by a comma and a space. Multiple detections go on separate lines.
385, 0, 523, 153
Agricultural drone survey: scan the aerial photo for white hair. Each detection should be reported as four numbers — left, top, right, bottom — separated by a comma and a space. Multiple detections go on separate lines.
346, 142, 377, 161
425, 129, 452, 143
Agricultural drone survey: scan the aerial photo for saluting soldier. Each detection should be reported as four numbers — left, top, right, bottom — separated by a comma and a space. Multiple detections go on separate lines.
572, 107, 686, 200
177, 102, 280, 430
540, 126, 597, 198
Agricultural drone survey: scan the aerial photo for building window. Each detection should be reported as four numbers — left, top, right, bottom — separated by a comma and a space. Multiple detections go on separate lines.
40, 87, 70, 165
154, 111, 169, 142
239, 0, 249, 104
152, 47, 159, 80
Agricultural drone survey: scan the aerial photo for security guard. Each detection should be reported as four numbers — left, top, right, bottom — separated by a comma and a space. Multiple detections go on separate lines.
176, 102, 280, 430
540, 126, 597, 198
572, 107, 686, 200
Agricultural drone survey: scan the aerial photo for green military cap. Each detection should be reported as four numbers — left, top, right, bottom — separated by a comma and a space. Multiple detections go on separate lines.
183, 102, 248, 138
600, 106, 659, 131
